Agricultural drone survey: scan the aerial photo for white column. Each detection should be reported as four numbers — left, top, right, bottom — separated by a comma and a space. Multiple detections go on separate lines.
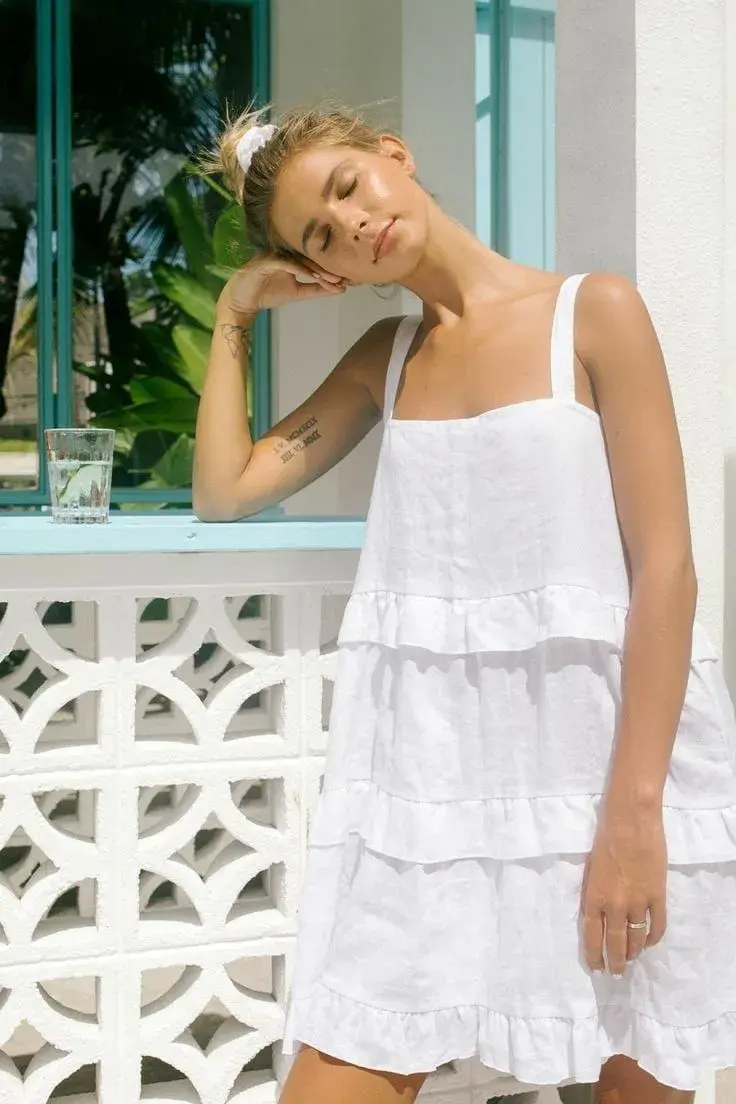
723, 0, 736, 697
557, 0, 727, 653
555, 0, 636, 279
400, 0, 476, 235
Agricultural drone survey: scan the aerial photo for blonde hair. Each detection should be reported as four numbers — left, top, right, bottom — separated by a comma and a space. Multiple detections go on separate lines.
201, 103, 388, 259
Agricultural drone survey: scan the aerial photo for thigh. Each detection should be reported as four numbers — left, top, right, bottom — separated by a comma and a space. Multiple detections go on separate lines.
594, 1055, 695, 1104
279, 1045, 429, 1104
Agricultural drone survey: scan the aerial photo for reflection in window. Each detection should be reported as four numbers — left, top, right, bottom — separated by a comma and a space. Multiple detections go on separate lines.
68, 0, 259, 496
476, 0, 556, 270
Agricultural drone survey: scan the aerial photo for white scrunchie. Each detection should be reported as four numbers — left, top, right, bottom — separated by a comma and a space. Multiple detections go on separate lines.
235, 124, 277, 176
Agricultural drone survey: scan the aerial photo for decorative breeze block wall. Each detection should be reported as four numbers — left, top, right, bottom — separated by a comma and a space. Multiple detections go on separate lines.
0, 550, 524, 1104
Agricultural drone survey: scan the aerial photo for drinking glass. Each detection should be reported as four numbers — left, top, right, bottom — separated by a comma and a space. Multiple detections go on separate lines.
45, 428, 115, 523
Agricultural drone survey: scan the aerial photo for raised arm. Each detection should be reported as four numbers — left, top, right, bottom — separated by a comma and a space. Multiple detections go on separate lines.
193, 256, 399, 521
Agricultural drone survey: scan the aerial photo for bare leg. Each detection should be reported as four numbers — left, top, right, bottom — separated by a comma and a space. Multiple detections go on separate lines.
594, 1055, 696, 1104
279, 1045, 429, 1104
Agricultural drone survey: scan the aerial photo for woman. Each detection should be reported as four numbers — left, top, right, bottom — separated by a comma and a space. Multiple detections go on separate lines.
194, 106, 736, 1104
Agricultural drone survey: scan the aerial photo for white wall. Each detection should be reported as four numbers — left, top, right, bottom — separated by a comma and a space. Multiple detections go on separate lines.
271, 0, 476, 516
557, 0, 727, 655
635, 0, 725, 654
401, 0, 476, 239
724, 0, 736, 693
555, 0, 636, 278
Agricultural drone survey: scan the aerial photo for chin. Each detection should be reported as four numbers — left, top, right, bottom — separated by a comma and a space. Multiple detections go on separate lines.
387, 232, 426, 282
379, 252, 422, 285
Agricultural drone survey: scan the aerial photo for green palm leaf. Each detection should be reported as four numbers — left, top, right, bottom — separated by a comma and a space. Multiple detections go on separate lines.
152, 262, 217, 329
171, 323, 209, 394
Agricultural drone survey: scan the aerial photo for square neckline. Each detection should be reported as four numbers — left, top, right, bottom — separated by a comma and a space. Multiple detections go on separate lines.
388, 395, 601, 428
384, 274, 596, 427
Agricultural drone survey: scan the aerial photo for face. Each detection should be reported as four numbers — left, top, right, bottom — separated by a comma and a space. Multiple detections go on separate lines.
270, 136, 429, 285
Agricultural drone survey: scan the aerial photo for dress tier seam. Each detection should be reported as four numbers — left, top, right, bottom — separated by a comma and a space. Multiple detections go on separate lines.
310, 982, 736, 1032
347, 582, 630, 608
318, 783, 736, 812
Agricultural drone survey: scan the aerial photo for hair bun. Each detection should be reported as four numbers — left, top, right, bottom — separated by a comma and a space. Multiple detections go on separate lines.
199, 105, 272, 203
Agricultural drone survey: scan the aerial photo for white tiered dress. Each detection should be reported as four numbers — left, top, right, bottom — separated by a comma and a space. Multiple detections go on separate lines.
281, 275, 736, 1092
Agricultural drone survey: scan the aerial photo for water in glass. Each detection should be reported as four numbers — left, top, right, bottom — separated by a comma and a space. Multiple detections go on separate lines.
45, 429, 114, 523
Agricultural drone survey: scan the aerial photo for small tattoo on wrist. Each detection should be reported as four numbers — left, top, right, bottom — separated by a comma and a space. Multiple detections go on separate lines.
219, 323, 250, 357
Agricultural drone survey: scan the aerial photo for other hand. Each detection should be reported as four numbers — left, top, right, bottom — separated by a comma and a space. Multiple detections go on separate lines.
581, 803, 668, 975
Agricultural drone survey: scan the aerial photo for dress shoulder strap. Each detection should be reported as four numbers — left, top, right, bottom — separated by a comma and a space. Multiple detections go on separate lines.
550, 273, 589, 402
383, 315, 422, 420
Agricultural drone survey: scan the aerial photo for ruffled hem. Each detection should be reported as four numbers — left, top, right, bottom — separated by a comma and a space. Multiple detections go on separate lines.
338, 586, 720, 660
308, 781, 736, 864
282, 983, 736, 1091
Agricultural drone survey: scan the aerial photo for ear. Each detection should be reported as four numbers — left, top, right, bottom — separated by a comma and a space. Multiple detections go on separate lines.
378, 134, 416, 178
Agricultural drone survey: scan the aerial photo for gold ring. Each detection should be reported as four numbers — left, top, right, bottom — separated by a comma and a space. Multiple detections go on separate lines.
627, 921, 648, 930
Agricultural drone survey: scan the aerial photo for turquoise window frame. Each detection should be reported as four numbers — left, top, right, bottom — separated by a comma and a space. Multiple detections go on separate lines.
2, 0, 271, 508
476, 0, 556, 269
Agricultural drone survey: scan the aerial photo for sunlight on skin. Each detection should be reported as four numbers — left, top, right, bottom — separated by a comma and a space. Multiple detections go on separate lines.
594, 1056, 696, 1104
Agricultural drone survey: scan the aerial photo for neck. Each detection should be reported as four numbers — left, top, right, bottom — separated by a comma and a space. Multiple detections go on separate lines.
401, 201, 519, 322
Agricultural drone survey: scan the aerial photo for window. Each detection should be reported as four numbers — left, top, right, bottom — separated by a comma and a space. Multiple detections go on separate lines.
0, 0, 270, 508
476, 0, 555, 268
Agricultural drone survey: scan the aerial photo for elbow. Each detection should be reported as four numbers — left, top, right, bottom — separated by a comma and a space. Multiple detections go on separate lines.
192, 459, 265, 522
193, 483, 263, 523
671, 556, 698, 605
192, 458, 244, 521
193, 501, 234, 524
686, 562, 699, 614
632, 554, 698, 608
192, 485, 241, 523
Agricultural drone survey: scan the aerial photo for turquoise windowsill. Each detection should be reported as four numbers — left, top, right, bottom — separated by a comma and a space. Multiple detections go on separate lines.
0, 513, 366, 556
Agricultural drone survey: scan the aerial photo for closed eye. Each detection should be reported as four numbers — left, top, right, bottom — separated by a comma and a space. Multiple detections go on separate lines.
321, 176, 358, 251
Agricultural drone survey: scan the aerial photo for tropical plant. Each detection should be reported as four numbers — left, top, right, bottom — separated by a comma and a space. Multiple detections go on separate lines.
88, 170, 252, 492
1, 0, 257, 497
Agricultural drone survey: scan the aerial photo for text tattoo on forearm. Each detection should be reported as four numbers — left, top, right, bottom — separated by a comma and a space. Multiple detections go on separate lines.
274, 416, 322, 464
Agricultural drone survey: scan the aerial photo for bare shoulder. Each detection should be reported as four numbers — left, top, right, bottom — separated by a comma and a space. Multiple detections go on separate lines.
575, 272, 657, 368
571, 270, 675, 443
568, 275, 693, 578
576, 270, 643, 314
335, 314, 405, 408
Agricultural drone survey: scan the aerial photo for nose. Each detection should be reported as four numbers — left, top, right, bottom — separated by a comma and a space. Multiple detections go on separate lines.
330, 201, 368, 241
353, 215, 369, 241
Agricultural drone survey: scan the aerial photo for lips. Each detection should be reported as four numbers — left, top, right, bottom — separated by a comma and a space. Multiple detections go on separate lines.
373, 219, 396, 262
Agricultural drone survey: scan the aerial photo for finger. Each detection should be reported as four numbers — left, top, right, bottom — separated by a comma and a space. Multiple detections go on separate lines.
582, 908, 606, 972
605, 910, 629, 976
294, 269, 345, 291
314, 274, 346, 289
625, 914, 649, 964
307, 266, 344, 284
646, 895, 667, 948
281, 259, 343, 285
294, 282, 346, 301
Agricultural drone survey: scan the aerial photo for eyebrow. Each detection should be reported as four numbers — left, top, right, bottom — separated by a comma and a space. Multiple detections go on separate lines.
300, 161, 346, 253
